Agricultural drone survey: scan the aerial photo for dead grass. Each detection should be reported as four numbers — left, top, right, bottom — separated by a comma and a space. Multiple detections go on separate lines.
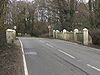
0, 44, 24, 75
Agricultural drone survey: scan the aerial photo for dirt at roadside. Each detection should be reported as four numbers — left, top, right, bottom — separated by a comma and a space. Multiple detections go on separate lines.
0, 42, 24, 75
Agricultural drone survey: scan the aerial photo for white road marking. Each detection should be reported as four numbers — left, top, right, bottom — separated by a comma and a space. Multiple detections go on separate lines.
19, 39, 29, 75
20, 38, 33, 39
76, 59, 82, 62
25, 52, 37, 55
87, 64, 100, 72
39, 40, 45, 43
58, 49, 76, 59
46, 43, 54, 48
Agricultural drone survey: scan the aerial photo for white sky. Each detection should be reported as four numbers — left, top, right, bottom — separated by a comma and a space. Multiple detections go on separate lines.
26, 0, 33, 2
17, 0, 89, 3
81, 0, 89, 3
17, 0, 33, 2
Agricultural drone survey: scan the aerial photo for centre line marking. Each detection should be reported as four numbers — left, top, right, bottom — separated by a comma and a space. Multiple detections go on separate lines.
46, 43, 54, 48
58, 49, 76, 59
87, 64, 100, 72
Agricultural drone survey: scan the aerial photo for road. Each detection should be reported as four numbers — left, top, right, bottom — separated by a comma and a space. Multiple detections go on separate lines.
19, 37, 100, 75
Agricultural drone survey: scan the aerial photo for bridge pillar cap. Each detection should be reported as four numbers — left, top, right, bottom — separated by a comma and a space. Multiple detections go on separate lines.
53, 30, 56, 32
74, 29, 79, 32
56, 30, 59, 32
63, 29, 67, 33
83, 28, 88, 31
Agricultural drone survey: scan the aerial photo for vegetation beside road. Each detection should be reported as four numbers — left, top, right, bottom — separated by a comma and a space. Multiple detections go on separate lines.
0, 44, 24, 75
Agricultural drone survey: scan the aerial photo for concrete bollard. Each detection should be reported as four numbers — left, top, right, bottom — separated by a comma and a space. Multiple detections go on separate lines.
74, 29, 79, 42
83, 28, 88, 45
56, 30, 59, 39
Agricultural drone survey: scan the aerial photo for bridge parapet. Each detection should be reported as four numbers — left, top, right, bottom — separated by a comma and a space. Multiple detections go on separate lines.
53, 28, 92, 45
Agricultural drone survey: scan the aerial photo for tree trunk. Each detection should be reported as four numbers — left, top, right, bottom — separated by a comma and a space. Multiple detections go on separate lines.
0, 0, 8, 47
0, 25, 6, 47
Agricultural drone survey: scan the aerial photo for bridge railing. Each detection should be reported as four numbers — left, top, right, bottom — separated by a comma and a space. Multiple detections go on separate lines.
53, 28, 92, 45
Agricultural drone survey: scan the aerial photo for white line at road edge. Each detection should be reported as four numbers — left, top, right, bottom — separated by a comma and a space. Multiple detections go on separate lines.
87, 64, 100, 72
19, 39, 29, 75
58, 49, 76, 59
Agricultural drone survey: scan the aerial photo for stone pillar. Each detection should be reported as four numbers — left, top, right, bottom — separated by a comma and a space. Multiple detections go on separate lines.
53, 30, 56, 38
63, 29, 67, 40
56, 30, 59, 39
74, 29, 79, 42
83, 28, 88, 45
6, 29, 15, 44
13, 30, 16, 40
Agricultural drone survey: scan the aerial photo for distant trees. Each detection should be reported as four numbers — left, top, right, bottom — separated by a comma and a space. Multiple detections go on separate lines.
95, 0, 100, 28
8, 1, 34, 35
0, 0, 99, 45
8, 0, 79, 36
39, 0, 76, 31
88, 0, 100, 44
8, 0, 48, 36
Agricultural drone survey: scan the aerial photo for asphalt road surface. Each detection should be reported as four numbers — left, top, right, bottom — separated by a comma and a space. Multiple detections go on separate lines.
19, 37, 100, 75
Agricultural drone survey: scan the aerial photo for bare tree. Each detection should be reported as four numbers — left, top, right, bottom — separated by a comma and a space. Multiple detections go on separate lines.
0, 0, 8, 46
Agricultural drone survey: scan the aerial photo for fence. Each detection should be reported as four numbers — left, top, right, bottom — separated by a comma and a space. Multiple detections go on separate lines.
53, 28, 92, 45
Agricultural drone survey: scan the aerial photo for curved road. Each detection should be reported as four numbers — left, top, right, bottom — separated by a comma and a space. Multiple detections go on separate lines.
19, 37, 100, 75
